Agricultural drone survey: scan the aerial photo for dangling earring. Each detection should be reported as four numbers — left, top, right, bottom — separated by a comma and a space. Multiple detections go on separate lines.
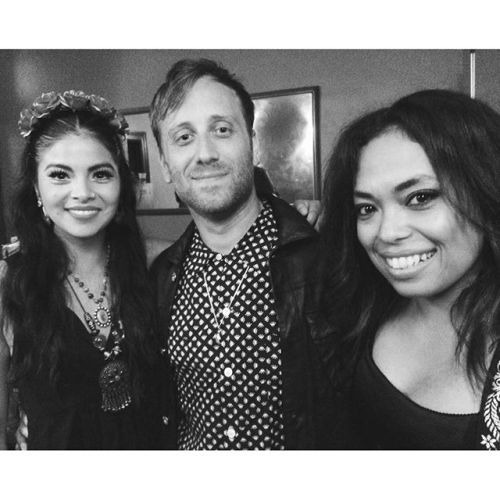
42, 206, 51, 225
37, 198, 51, 225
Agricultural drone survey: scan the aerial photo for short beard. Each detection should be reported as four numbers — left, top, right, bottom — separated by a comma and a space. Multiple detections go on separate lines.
179, 164, 255, 222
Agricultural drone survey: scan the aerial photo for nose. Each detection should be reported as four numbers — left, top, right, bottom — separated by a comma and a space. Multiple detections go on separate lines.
376, 207, 411, 244
196, 134, 219, 165
71, 177, 96, 201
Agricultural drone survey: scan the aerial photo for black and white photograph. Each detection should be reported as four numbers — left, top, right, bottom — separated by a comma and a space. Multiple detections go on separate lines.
0, 4, 498, 495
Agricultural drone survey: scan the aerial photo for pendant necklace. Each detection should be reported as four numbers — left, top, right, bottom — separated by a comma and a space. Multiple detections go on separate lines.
68, 245, 112, 330
202, 260, 250, 344
66, 250, 132, 413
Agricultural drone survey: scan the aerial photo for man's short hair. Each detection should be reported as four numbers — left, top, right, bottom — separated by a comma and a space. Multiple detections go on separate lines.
150, 58, 255, 153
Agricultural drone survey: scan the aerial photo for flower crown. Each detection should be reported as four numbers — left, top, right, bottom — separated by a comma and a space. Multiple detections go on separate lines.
18, 90, 129, 139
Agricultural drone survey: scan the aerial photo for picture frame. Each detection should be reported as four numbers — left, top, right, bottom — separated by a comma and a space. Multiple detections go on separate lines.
122, 85, 320, 214
122, 107, 189, 215
252, 86, 320, 202
127, 131, 150, 183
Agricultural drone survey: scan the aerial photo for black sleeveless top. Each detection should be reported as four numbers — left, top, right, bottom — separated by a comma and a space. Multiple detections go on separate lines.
351, 347, 478, 449
16, 310, 162, 450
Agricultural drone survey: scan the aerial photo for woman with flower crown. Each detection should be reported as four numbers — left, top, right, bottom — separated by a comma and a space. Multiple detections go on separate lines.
0, 90, 164, 449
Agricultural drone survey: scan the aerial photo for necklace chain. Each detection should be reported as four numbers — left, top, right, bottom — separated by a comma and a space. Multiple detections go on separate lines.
65, 246, 131, 413
202, 259, 250, 343
71, 272, 108, 304
66, 245, 124, 359
68, 245, 110, 304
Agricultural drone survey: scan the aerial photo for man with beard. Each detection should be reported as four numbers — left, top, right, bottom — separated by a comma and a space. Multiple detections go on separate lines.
150, 58, 338, 450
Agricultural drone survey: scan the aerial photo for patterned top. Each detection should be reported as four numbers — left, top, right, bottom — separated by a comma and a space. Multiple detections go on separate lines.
168, 201, 285, 450
479, 342, 500, 450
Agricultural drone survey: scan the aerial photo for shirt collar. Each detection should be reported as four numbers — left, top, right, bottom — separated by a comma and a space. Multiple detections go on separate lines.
186, 199, 276, 275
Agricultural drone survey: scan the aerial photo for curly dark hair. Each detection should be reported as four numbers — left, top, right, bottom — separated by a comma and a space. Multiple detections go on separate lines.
3, 108, 159, 402
320, 88, 500, 389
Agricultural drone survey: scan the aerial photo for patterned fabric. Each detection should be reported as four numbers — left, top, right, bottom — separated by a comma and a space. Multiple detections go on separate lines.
479, 343, 500, 450
168, 201, 285, 450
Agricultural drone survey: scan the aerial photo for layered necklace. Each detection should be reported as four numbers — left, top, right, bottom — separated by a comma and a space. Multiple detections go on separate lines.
66, 246, 132, 413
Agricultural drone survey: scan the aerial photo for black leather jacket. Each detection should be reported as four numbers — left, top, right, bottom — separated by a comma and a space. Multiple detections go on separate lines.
150, 196, 340, 449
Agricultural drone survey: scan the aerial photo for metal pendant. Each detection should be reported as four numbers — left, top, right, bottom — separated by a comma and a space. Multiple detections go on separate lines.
94, 303, 112, 328
221, 305, 231, 318
93, 333, 107, 351
98, 359, 132, 412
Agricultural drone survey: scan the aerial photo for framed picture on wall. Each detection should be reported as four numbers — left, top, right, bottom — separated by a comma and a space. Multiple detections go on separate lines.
127, 131, 150, 183
122, 107, 188, 215
252, 86, 321, 202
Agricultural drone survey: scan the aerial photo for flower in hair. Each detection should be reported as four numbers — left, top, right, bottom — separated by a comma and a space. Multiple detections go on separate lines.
31, 91, 60, 117
89, 94, 113, 113
18, 90, 129, 139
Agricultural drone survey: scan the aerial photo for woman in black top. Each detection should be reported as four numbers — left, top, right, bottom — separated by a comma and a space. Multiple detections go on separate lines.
320, 89, 500, 449
0, 90, 162, 449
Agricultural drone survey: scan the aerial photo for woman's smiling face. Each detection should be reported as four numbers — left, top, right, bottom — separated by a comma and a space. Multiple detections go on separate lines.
36, 133, 121, 246
353, 129, 483, 301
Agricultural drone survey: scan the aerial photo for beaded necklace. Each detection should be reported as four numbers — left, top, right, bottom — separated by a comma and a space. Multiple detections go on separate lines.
66, 248, 131, 412
68, 246, 112, 331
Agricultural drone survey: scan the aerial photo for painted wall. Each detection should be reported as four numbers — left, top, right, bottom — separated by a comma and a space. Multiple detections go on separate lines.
0, 49, 473, 243
475, 50, 500, 106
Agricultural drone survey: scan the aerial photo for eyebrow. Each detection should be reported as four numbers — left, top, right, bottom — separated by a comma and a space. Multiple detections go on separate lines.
209, 114, 233, 122
169, 114, 235, 132
43, 162, 116, 172
354, 175, 438, 199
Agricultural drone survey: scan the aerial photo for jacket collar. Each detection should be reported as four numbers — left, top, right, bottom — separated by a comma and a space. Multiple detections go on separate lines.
266, 194, 318, 247
161, 194, 318, 267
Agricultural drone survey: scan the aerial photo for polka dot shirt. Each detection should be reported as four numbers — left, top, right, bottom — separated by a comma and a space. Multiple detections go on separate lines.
168, 201, 285, 450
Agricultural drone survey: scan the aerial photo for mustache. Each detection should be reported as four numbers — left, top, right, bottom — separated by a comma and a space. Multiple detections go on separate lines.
189, 163, 229, 178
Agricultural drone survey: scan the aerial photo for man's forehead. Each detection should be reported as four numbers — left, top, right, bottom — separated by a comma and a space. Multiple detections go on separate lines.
164, 76, 244, 127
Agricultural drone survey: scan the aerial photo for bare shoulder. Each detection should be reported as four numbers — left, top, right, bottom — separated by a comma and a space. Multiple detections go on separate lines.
145, 238, 174, 268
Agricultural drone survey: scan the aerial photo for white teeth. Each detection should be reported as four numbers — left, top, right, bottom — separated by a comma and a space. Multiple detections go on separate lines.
385, 251, 435, 270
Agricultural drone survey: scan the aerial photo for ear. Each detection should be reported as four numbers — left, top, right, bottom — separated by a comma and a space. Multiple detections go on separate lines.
252, 129, 261, 167
33, 184, 41, 200
159, 154, 173, 184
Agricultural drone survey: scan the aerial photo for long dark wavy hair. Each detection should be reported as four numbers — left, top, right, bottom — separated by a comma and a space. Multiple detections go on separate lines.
320, 89, 500, 390
3, 108, 159, 403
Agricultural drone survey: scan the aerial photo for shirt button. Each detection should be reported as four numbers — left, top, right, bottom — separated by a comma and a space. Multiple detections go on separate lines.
227, 426, 236, 441
224, 367, 233, 377
162, 416, 169, 426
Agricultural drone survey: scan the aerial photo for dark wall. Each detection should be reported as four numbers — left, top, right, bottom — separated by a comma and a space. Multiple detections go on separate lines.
0, 49, 474, 242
